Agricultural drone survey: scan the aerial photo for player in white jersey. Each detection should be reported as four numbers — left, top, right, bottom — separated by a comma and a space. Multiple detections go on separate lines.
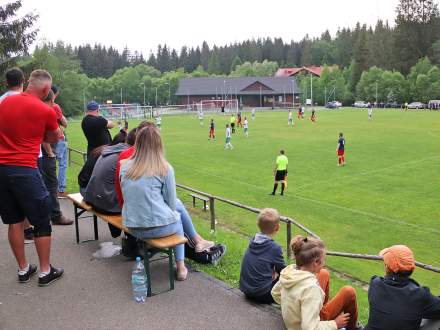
225, 124, 233, 150
155, 115, 162, 130
288, 110, 294, 126
243, 117, 249, 137
198, 111, 204, 126
251, 108, 256, 120
367, 102, 373, 120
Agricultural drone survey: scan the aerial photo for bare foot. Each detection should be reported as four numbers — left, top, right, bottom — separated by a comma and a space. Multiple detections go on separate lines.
195, 239, 214, 253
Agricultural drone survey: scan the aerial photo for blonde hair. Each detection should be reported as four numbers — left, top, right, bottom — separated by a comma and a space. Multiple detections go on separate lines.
290, 235, 325, 267
28, 69, 52, 87
124, 125, 168, 179
257, 208, 280, 234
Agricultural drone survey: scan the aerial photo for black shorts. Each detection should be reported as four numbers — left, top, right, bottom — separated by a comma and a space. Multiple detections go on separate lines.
0, 165, 51, 229
275, 170, 287, 181
231, 123, 235, 128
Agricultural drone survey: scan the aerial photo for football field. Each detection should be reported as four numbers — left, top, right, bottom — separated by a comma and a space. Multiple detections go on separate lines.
65, 108, 440, 297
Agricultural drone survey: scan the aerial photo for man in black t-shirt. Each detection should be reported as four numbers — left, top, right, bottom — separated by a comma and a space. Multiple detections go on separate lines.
81, 101, 115, 156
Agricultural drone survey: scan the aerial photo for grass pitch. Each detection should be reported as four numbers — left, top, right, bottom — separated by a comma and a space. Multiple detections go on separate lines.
65, 108, 440, 321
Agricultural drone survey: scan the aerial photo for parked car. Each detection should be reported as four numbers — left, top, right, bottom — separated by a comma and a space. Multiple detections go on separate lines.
326, 101, 340, 109
385, 101, 401, 108
354, 101, 368, 108
407, 102, 426, 109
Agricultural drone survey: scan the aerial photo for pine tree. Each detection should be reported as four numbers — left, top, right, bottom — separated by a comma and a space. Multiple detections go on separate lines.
0, 0, 38, 71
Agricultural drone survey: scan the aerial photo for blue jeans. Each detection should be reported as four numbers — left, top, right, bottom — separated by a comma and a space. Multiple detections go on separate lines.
176, 198, 197, 239
130, 220, 185, 261
54, 140, 68, 193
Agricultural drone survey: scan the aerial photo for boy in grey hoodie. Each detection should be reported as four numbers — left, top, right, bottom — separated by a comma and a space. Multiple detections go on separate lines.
239, 208, 286, 304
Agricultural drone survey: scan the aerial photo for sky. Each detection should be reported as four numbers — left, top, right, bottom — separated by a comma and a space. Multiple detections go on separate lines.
13, 0, 400, 55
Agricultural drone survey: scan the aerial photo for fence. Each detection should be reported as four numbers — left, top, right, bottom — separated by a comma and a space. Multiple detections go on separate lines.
68, 147, 87, 166
67, 147, 440, 274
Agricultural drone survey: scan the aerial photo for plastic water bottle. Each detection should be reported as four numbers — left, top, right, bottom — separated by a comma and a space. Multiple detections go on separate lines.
132, 257, 147, 303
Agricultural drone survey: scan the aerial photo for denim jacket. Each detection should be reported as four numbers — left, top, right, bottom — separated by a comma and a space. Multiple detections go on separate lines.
120, 160, 179, 229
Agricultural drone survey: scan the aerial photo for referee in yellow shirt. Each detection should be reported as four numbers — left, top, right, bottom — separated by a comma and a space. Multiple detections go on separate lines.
271, 150, 288, 196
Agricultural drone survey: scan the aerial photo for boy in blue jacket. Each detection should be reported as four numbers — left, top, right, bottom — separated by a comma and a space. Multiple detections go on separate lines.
239, 208, 286, 304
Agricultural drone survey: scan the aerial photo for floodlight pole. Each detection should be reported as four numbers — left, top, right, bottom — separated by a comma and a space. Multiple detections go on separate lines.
120, 87, 123, 104
143, 83, 146, 105
310, 73, 313, 108
155, 87, 158, 107
292, 79, 295, 109
375, 82, 378, 106
259, 86, 262, 107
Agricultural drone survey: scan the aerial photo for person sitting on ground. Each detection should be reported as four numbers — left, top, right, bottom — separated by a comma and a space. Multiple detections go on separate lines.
120, 125, 189, 280
272, 235, 361, 330
365, 245, 440, 330
81, 101, 115, 157
115, 122, 215, 254
239, 208, 286, 304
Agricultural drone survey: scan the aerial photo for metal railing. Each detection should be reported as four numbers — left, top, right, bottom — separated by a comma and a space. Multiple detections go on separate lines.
67, 147, 440, 274
68, 147, 87, 166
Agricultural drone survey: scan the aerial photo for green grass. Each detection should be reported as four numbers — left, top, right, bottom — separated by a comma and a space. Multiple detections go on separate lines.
65, 108, 440, 323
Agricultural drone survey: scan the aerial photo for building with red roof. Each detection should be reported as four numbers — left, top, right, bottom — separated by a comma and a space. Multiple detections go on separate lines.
275, 66, 324, 78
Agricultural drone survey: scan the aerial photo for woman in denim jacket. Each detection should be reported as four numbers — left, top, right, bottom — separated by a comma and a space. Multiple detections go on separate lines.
120, 125, 187, 280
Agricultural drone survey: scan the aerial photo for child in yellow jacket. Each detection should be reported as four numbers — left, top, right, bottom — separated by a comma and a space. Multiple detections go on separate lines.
271, 235, 361, 330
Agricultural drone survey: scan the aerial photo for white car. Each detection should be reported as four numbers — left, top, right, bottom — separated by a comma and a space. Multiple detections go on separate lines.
354, 101, 367, 108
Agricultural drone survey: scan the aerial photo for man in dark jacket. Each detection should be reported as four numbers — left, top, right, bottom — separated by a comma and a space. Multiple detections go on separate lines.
365, 245, 440, 330
239, 208, 286, 304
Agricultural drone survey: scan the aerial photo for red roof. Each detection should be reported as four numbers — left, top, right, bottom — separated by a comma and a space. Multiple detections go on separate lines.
275, 66, 324, 77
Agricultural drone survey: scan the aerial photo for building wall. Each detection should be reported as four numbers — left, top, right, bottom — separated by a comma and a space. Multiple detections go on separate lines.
178, 94, 299, 107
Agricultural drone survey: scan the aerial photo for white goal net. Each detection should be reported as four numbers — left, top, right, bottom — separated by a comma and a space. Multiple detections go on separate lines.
199, 99, 239, 113
98, 104, 153, 120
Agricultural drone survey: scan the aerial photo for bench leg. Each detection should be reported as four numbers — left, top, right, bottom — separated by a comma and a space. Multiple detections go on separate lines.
143, 248, 152, 297
203, 200, 207, 211
192, 197, 195, 208
93, 214, 99, 240
74, 205, 80, 244
168, 248, 174, 291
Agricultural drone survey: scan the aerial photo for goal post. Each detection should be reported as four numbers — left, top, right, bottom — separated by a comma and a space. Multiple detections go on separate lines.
199, 99, 239, 113
98, 104, 153, 120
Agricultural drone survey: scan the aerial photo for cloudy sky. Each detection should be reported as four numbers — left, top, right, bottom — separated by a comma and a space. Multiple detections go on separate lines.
15, 0, 399, 55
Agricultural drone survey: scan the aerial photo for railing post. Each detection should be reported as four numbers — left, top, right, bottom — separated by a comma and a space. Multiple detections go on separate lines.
209, 196, 216, 232
68, 148, 72, 167
286, 221, 292, 258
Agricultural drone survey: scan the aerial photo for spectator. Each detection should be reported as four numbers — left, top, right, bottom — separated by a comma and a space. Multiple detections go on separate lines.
115, 121, 215, 255
120, 125, 189, 280
365, 245, 440, 329
50, 85, 69, 198
272, 235, 361, 330
81, 101, 115, 156
239, 208, 286, 304
0, 67, 34, 241
40, 90, 72, 225
0, 69, 64, 286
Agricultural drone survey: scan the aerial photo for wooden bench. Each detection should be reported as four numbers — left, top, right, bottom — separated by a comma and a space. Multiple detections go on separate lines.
190, 193, 209, 211
67, 193, 187, 296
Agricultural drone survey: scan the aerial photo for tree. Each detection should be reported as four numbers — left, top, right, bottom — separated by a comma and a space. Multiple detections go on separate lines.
393, 0, 440, 73
0, 1, 38, 73
200, 41, 210, 70
230, 55, 242, 72
430, 39, 440, 64
350, 25, 370, 91
207, 50, 221, 74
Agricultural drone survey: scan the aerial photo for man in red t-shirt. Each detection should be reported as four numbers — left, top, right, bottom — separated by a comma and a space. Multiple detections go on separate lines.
0, 69, 64, 286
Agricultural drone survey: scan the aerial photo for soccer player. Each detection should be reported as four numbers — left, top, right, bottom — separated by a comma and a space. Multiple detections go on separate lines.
237, 112, 242, 128
297, 105, 302, 119
301, 105, 305, 119
243, 117, 249, 137
311, 109, 316, 123
251, 108, 256, 120
209, 118, 215, 140
225, 124, 233, 150
271, 150, 288, 196
230, 114, 236, 133
337, 132, 345, 166
367, 102, 373, 120
288, 110, 294, 126
198, 111, 204, 126
155, 114, 162, 130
